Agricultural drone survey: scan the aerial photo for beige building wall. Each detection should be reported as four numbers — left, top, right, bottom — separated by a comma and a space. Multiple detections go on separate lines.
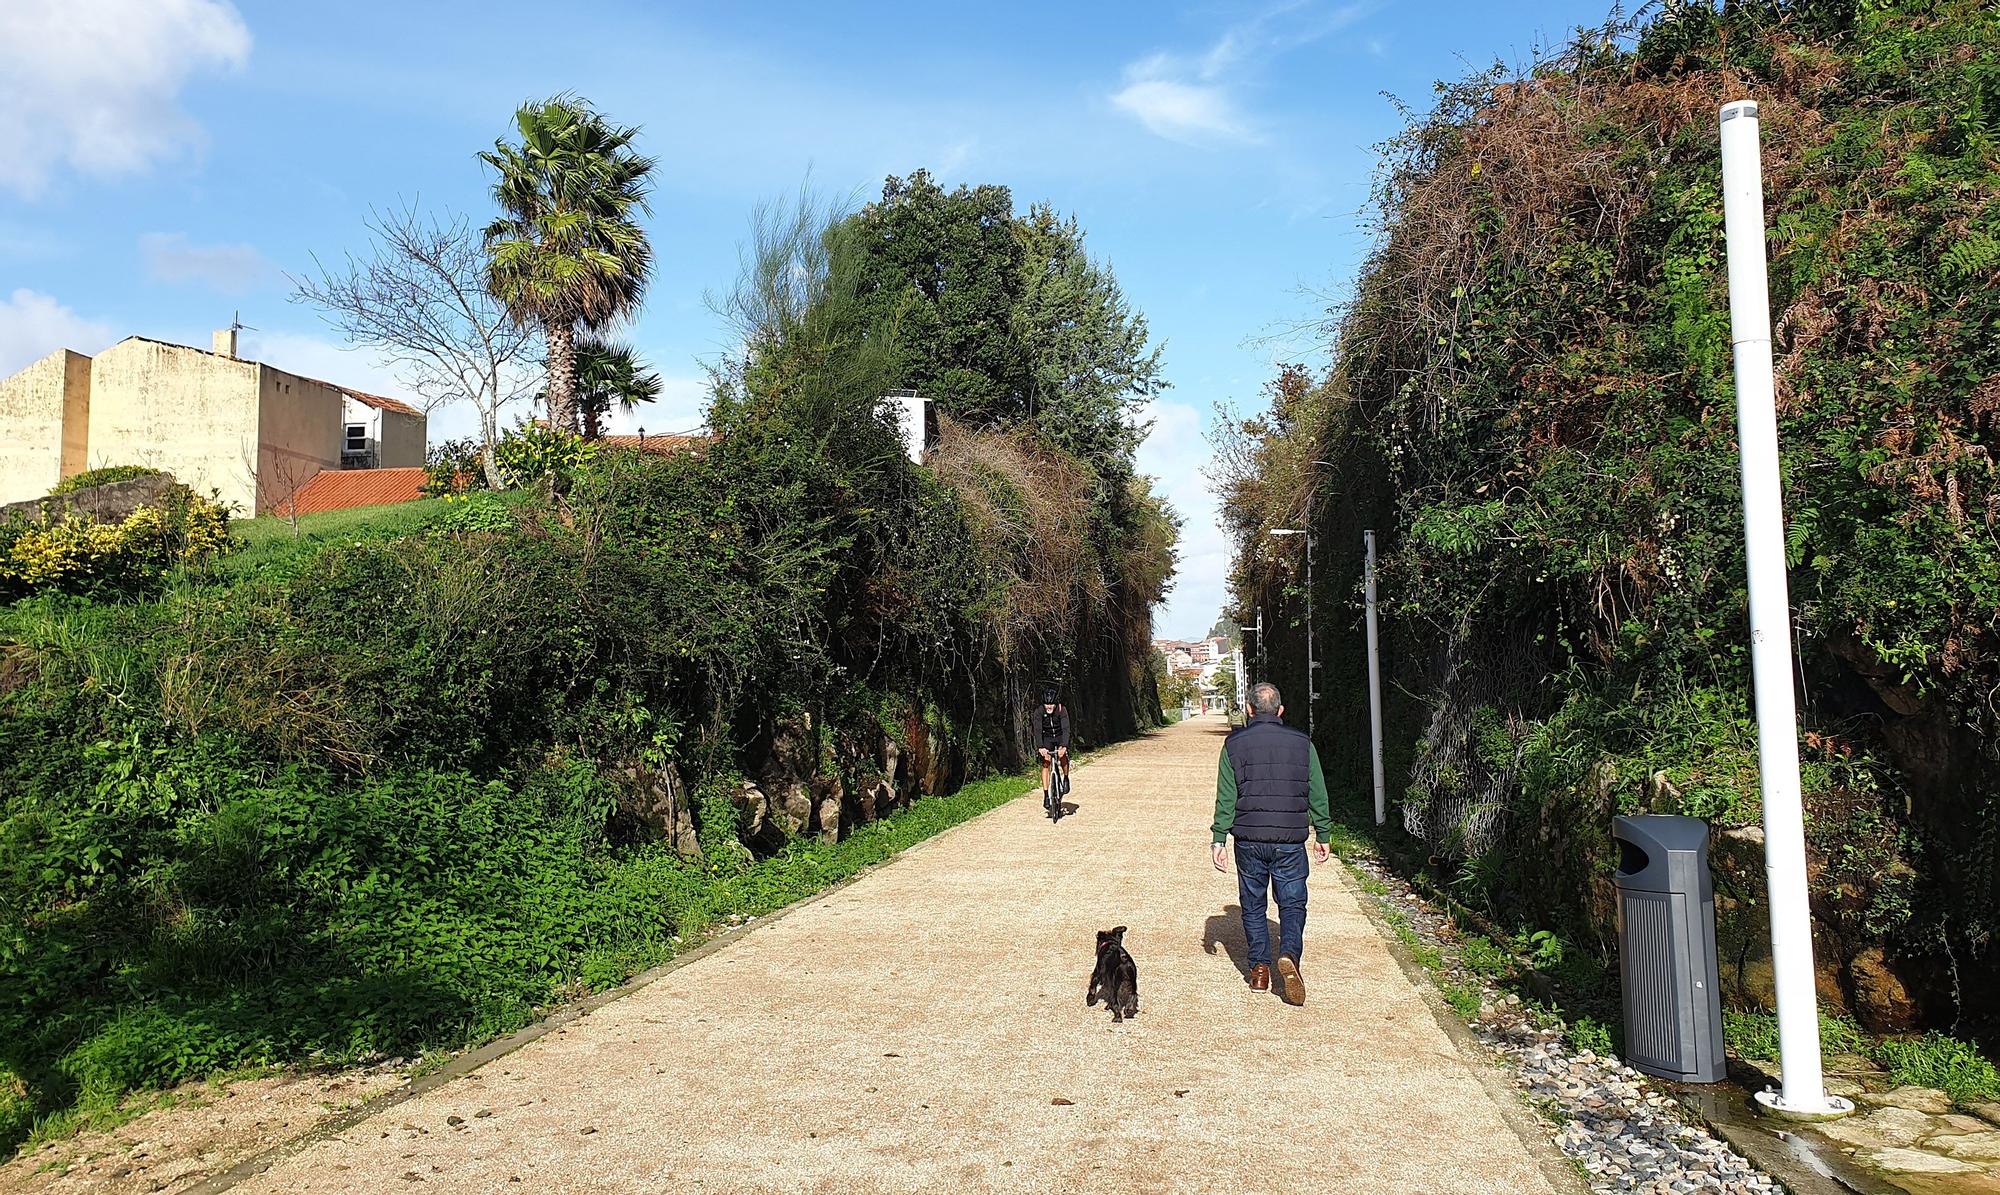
87, 338, 266, 514
254, 366, 344, 513
0, 349, 93, 505
375, 407, 427, 468
6, 334, 422, 516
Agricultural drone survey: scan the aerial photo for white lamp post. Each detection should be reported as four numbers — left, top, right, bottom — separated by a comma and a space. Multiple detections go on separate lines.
1719, 98, 1852, 1122
1364, 530, 1385, 825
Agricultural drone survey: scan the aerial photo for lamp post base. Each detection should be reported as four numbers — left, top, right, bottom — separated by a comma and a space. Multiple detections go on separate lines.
1752, 1090, 1855, 1122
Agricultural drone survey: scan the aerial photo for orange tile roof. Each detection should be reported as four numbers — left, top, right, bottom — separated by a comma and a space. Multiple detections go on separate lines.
599, 433, 709, 456
275, 467, 429, 517
335, 387, 423, 417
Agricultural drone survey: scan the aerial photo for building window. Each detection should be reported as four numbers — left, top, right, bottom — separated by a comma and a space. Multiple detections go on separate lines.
345, 424, 367, 452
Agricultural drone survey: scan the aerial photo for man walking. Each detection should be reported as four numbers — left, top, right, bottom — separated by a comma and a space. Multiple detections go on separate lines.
1211, 682, 1332, 1005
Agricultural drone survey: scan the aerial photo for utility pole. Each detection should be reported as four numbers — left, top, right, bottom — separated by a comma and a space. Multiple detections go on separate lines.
1364, 530, 1385, 826
1719, 98, 1850, 1123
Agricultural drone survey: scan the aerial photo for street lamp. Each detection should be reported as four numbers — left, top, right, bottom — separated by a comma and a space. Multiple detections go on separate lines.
1268, 528, 1314, 742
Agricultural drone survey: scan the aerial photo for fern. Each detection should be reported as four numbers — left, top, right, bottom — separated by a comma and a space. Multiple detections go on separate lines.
1941, 231, 2000, 282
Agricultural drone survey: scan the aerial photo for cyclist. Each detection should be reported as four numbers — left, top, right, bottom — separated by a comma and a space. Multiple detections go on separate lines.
1036, 686, 1072, 813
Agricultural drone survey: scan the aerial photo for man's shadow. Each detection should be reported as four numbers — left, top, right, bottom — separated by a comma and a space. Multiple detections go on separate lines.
1202, 904, 1278, 981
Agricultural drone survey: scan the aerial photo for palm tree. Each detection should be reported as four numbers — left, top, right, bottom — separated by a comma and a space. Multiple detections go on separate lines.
571, 337, 664, 439
481, 96, 656, 434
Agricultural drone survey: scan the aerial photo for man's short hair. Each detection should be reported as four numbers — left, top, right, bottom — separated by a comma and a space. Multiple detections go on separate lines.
1248, 682, 1282, 714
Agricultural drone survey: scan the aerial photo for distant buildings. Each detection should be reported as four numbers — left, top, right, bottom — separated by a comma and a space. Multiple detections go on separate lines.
0, 328, 425, 516
1153, 634, 1243, 712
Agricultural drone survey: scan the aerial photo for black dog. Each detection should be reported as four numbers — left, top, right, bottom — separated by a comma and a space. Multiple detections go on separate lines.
1086, 926, 1140, 1022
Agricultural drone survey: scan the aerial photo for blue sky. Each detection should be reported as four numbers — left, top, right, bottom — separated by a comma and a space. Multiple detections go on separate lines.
0, 0, 1611, 639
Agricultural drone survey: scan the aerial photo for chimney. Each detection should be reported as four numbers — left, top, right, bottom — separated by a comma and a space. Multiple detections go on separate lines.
212, 328, 237, 359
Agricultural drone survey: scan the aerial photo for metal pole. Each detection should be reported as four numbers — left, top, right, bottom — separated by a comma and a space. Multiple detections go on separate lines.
1720, 99, 1848, 1122
1365, 530, 1386, 826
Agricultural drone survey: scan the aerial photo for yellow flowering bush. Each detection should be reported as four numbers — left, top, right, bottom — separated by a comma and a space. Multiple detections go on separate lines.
0, 489, 231, 599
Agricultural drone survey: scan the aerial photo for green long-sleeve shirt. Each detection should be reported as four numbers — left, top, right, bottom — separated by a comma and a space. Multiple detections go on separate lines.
1212, 742, 1332, 844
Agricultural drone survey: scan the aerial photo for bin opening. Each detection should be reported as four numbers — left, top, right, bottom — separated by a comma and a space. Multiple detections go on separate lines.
1616, 837, 1650, 878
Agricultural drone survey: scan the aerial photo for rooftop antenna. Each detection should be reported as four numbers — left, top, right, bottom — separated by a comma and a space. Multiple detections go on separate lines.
230, 310, 257, 334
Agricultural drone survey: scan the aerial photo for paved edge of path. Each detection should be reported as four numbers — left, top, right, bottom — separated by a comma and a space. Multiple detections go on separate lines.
176, 743, 1110, 1195
1327, 859, 1588, 1193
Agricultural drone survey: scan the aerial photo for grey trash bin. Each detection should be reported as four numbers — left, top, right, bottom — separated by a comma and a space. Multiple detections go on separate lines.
1613, 814, 1726, 1083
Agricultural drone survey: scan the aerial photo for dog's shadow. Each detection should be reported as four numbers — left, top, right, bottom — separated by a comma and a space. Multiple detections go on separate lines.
1202, 905, 1278, 981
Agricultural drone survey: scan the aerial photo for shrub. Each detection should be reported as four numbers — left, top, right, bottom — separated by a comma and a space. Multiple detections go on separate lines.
420, 437, 487, 497
0, 488, 229, 600
47, 466, 162, 496
494, 423, 599, 489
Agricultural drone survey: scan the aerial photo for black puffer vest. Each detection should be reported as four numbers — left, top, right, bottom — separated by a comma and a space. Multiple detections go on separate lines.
1224, 714, 1312, 843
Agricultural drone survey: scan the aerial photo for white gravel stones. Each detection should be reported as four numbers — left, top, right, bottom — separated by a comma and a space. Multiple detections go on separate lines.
1347, 855, 1781, 1194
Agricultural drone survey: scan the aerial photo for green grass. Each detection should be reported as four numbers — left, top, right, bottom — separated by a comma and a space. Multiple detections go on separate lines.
1722, 1013, 1995, 1103
1877, 1034, 2000, 1103
1443, 980, 1484, 1020
0, 754, 1047, 1161
1458, 934, 1514, 980
222, 495, 531, 579
1724, 1009, 1871, 1064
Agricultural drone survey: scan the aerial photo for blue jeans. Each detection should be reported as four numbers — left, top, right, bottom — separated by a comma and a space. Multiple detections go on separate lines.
1235, 840, 1309, 967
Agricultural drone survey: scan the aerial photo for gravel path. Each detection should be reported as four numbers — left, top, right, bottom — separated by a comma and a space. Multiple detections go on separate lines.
232, 715, 1573, 1194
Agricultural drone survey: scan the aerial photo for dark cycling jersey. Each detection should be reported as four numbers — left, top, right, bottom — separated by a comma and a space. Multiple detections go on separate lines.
1038, 704, 1071, 751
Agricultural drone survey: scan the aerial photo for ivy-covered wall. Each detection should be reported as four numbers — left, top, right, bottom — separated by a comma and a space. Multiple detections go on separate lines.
1221, 0, 1999, 1040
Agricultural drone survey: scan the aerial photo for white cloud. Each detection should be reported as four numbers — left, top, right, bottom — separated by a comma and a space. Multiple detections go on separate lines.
0, 0, 251, 197
0, 289, 115, 376
1136, 396, 1232, 640
141, 232, 275, 294
1110, 0, 1378, 148
1111, 77, 1258, 146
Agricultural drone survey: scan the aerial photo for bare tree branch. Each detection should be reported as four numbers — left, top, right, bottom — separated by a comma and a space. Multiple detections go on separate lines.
291, 201, 541, 489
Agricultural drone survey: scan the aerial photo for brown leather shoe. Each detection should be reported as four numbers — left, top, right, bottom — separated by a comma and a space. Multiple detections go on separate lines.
1276, 957, 1306, 1006
1248, 964, 1271, 992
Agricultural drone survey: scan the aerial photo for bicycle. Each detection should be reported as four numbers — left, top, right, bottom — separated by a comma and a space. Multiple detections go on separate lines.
1041, 746, 1070, 821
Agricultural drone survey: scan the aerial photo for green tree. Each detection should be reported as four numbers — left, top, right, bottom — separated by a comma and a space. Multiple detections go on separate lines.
839, 171, 1033, 427
1012, 204, 1165, 469
481, 96, 656, 434
571, 337, 663, 440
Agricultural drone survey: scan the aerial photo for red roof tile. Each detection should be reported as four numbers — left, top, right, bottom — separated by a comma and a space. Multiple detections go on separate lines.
335, 387, 422, 417
275, 467, 429, 517
598, 433, 709, 456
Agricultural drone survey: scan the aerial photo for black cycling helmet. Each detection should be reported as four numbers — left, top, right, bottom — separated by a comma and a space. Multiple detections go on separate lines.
1039, 686, 1058, 705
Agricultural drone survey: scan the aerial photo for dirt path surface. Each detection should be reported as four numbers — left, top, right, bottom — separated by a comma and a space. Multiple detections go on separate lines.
225, 715, 1569, 1194
0, 1068, 404, 1195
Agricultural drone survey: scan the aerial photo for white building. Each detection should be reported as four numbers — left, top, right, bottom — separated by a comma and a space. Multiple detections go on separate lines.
340, 390, 426, 470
